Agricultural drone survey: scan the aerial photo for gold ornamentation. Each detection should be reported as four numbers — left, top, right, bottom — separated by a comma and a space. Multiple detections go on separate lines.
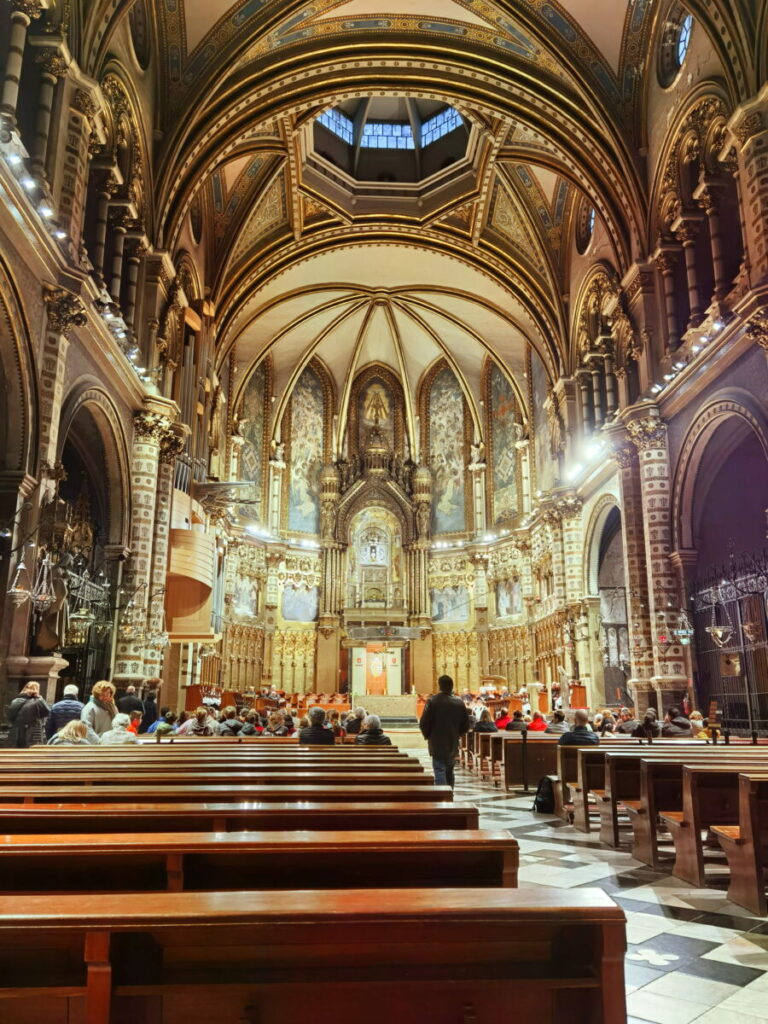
746, 309, 768, 352
733, 112, 764, 147
612, 444, 636, 469
133, 412, 172, 442
158, 433, 186, 465
626, 417, 668, 451
34, 49, 68, 78
43, 287, 87, 336
73, 89, 98, 118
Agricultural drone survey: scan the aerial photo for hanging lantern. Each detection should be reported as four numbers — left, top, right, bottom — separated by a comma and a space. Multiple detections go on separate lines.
31, 555, 55, 614
66, 605, 96, 646
7, 560, 31, 608
672, 609, 695, 646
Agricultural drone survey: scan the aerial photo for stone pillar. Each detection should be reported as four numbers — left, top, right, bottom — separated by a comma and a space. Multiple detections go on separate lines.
589, 359, 604, 428
603, 347, 618, 419
673, 215, 705, 328
694, 180, 728, 300
653, 247, 680, 352
267, 452, 285, 535
515, 439, 531, 515
577, 372, 592, 435
91, 173, 117, 282
109, 211, 129, 304
0, 1, 42, 139
143, 429, 185, 678
725, 86, 768, 286
39, 287, 85, 490
123, 242, 145, 334
467, 457, 486, 536
612, 442, 655, 711
113, 409, 172, 686
30, 47, 68, 180
625, 415, 688, 707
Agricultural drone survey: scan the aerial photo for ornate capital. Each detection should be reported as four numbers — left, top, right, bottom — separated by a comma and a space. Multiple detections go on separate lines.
612, 443, 637, 469
733, 111, 765, 148
626, 417, 668, 451
11, 0, 44, 19
746, 309, 768, 352
73, 89, 98, 119
674, 220, 701, 246
133, 411, 172, 443
653, 249, 678, 275
34, 49, 69, 78
43, 286, 87, 336
557, 496, 583, 520
159, 432, 186, 465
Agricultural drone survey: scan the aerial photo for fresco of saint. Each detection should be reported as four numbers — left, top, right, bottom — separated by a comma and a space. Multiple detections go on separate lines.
489, 365, 518, 523
359, 378, 394, 450
237, 362, 266, 515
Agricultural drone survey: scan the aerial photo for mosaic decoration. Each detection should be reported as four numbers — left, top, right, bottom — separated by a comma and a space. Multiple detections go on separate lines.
489, 364, 518, 524
431, 585, 470, 624
238, 361, 266, 515
281, 585, 319, 622
429, 367, 466, 535
530, 347, 556, 494
288, 365, 324, 534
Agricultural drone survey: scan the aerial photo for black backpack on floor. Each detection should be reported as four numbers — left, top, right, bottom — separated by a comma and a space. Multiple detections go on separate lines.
532, 775, 555, 814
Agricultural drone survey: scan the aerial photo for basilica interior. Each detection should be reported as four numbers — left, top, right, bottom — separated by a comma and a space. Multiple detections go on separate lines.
0, 0, 767, 727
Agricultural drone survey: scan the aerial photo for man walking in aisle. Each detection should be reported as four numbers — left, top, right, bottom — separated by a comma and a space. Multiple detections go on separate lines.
419, 674, 470, 788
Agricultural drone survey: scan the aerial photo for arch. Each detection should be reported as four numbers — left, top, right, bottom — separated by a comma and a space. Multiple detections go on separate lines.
56, 384, 132, 550
583, 494, 623, 596
336, 479, 413, 548
0, 256, 37, 476
672, 390, 768, 552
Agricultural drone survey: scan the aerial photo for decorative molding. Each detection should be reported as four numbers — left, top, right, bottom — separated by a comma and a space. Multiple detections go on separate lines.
133, 412, 172, 443
626, 417, 667, 451
43, 286, 87, 336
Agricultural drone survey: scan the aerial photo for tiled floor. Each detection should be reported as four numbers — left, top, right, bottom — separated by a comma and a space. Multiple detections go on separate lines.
447, 761, 768, 1024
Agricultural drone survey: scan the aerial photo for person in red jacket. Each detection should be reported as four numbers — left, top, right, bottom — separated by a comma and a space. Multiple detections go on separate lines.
494, 707, 512, 730
527, 710, 548, 731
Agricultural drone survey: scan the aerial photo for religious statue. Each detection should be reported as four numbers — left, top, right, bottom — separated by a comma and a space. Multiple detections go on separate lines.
416, 502, 430, 539
363, 383, 390, 425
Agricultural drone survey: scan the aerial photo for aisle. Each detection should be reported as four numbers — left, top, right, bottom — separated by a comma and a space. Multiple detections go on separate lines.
451, 763, 768, 1024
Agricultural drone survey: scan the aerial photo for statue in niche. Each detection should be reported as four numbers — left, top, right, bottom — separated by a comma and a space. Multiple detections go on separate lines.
416, 502, 430, 539
363, 384, 390, 426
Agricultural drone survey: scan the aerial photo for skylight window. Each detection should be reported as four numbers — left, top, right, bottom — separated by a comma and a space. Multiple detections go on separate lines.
677, 13, 693, 65
317, 108, 353, 145
421, 107, 463, 147
360, 122, 415, 150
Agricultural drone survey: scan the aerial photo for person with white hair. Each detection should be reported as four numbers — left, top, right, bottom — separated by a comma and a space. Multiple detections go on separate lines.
354, 714, 393, 746
345, 706, 367, 736
99, 713, 138, 745
46, 683, 85, 740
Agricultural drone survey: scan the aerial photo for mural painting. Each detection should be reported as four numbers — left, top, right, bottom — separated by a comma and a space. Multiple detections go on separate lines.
495, 577, 522, 618
358, 377, 394, 449
233, 576, 258, 618
430, 585, 470, 623
489, 364, 519, 523
238, 361, 266, 514
288, 366, 324, 533
429, 367, 466, 534
530, 348, 556, 493
281, 585, 319, 622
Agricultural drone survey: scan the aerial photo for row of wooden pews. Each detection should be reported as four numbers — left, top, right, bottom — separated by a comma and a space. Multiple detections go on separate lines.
0, 736, 628, 1023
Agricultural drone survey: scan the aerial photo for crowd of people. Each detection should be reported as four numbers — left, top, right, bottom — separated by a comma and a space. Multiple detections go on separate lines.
4, 679, 394, 748
466, 701, 711, 744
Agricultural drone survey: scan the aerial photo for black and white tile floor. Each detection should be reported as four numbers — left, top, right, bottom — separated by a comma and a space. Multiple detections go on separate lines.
450, 764, 768, 1023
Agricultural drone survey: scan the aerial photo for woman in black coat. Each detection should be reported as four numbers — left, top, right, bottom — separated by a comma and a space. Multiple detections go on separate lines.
7, 682, 50, 748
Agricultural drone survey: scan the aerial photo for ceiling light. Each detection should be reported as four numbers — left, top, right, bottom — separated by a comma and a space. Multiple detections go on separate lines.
565, 463, 584, 482
691, 345, 701, 354
673, 361, 685, 371
663, 373, 674, 381
54, 229, 66, 239
21, 177, 35, 191
38, 204, 53, 218
713, 320, 723, 332
7, 153, 21, 166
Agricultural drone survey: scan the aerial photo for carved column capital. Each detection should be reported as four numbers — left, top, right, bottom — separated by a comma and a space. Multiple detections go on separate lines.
626, 417, 668, 451
11, 0, 44, 19
612, 443, 637, 469
653, 248, 678, 276
158, 432, 186, 465
133, 411, 172, 443
34, 48, 69, 78
746, 309, 768, 352
43, 286, 87, 336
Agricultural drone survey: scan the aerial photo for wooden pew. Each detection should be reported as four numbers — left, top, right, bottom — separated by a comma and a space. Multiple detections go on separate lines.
0, 801, 480, 835
0, 829, 518, 893
599, 749, 768, 849
713, 773, 768, 915
503, 735, 560, 793
0, 760, 423, 777
0, 770, 432, 789
661, 764, 768, 886
0, 782, 452, 805
0, 887, 627, 1024
625, 754, 768, 869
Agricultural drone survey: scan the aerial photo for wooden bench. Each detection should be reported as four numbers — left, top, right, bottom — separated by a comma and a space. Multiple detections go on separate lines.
0, 783, 453, 805
713, 773, 768, 915
0, 770, 432, 790
0, 801, 479, 835
0, 829, 518, 893
502, 734, 560, 792
0, 887, 626, 1024
624, 754, 768, 869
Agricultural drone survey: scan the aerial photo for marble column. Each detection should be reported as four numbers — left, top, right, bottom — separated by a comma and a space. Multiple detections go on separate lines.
91, 173, 118, 283
109, 211, 129, 305
673, 214, 705, 328
654, 247, 681, 352
39, 287, 85, 492
625, 415, 688, 706
31, 47, 68, 180
694, 180, 728, 300
0, 1, 42, 140
113, 410, 172, 686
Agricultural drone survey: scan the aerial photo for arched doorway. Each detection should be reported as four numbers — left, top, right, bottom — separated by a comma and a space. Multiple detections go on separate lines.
685, 416, 768, 734
596, 508, 631, 706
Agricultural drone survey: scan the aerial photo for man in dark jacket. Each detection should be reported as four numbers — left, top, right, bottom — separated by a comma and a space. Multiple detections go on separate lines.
117, 685, 144, 715
419, 674, 469, 788
354, 714, 392, 746
558, 708, 599, 746
299, 706, 335, 745
616, 707, 640, 734
45, 684, 84, 740
662, 706, 693, 737
505, 710, 527, 732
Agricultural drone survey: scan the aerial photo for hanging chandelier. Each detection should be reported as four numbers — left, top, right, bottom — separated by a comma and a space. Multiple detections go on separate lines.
30, 555, 55, 614
6, 559, 31, 608
66, 604, 96, 646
